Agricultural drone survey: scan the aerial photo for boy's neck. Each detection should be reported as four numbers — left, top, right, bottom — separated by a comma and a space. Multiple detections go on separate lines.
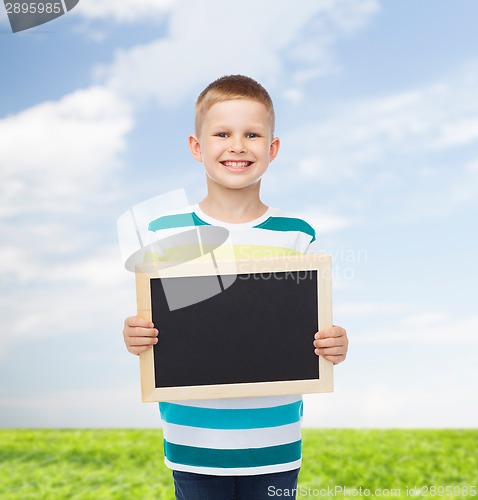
198, 191, 269, 224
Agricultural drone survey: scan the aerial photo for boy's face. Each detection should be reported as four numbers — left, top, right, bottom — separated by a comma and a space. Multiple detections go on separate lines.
189, 99, 280, 192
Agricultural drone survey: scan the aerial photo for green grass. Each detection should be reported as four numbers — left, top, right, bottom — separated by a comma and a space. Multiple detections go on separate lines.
300, 429, 477, 499
0, 429, 476, 499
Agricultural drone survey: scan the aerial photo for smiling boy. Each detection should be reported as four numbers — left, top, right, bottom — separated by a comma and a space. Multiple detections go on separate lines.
123, 75, 348, 500
189, 97, 278, 213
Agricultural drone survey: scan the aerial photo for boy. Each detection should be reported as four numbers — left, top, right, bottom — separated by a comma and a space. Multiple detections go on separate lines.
123, 75, 348, 499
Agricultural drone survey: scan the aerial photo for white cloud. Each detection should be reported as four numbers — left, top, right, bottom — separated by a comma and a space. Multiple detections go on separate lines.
303, 383, 478, 428
0, 385, 161, 428
96, 0, 379, 107
451, 157, 478, 205
287, 72, 478, 185
0, 85, 137, 358
0, 242, 128, 288
274, 60, 478, 219
335, 301, 412, 316
2, 376, 476, 428
0, 250, 133, 359
355, 315, 478, 344
295, 207, 353, 233
0, 86, 133, 217
282, 88, 304, 104
302, 322, 478, 428
75, 0, 175, 23
402, 312, 449, 327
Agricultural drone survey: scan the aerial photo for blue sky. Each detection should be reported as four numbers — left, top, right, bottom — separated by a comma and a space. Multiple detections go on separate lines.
1, 0, 477, 428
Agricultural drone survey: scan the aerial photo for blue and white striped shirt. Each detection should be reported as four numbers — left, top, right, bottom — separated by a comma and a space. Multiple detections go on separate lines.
148, 204, 318, 476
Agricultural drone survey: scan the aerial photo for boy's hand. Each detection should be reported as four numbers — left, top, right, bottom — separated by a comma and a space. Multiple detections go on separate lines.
123, 316, 159, 355
313, 325, 348, 365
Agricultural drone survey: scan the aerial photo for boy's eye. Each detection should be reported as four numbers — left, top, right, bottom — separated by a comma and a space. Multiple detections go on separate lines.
214, 132, 260, 139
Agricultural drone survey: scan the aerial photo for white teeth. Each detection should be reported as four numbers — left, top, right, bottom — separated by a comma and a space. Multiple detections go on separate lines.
223, 161, 251, 168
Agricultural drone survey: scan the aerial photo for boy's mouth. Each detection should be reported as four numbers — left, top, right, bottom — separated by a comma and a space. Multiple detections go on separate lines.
220, 161, 253, 169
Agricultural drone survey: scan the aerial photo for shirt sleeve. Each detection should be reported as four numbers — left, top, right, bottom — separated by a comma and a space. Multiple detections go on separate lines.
304, 236, 320, 255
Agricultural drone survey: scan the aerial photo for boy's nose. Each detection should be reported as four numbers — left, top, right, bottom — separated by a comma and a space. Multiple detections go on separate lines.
228, 138, 246, 154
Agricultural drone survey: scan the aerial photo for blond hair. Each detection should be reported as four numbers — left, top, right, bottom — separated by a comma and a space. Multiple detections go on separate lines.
195, 75, 275, 136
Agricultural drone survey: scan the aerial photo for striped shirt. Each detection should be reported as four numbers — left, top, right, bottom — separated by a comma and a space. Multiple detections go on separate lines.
148, 203, 319, 476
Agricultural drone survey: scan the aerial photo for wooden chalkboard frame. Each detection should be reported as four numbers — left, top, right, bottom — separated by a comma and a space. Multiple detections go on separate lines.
136, 254, 333, 402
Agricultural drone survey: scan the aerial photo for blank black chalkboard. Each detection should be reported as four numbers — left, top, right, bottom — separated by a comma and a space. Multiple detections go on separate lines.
151, 271, 319, 388
136, 255, 333, 401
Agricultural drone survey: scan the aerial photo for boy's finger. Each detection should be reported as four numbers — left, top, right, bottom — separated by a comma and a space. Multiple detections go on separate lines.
315, 346, 344, 356
314, 326, 346, 339
135, 327, 159, 337
125, 317, 155, 329
125, 327, 158, 338
128, 336, 159, 346
313, 337, 343, 348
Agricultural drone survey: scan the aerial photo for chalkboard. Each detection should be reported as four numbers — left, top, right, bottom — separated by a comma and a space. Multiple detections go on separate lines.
136, 255, 333, 402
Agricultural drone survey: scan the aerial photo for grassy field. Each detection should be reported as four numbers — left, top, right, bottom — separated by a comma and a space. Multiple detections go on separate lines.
0, 429, 476, 499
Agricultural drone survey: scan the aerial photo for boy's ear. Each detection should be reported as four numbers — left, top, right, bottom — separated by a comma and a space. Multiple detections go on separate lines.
269, 137, 280, 162
188, 135, 203, 162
